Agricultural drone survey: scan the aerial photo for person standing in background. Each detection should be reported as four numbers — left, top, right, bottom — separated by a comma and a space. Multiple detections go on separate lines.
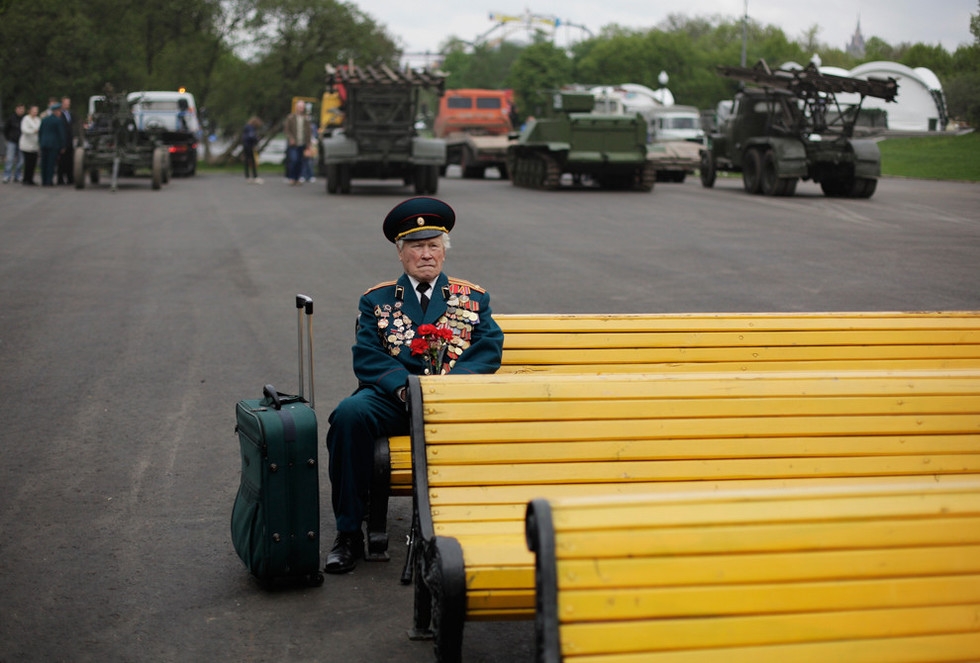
242, 116, 263, 184
3, 103, 25, 183
283, 99, 310, 186
38, 102, 66, 186
19, 105, 40, 186
57, 96, 76, 185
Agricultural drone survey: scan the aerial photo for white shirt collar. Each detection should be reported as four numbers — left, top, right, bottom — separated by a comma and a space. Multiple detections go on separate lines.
406, 275, 431, 304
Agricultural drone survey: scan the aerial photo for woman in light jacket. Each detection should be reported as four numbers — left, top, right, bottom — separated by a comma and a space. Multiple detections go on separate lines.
19, 105, 40, 186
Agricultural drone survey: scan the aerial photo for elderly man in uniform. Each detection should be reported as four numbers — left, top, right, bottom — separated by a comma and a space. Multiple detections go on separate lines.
324, 197, 504, 574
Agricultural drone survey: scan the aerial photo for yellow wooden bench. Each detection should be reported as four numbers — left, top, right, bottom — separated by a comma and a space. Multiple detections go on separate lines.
366, 311, 980, 561
404, 369, 980, 662
525, 481, 980, 662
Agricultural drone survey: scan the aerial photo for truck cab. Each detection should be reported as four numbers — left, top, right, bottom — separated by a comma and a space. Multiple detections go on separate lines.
127, 90, 201, 176
433, 89, 514, 179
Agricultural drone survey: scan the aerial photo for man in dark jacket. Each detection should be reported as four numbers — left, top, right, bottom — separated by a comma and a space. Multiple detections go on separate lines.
3, 103, 25, 183
39, 103, 68, 186
56, 97, 76, 184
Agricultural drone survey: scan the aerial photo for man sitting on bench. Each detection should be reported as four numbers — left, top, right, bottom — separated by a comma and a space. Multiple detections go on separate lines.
324, 196, 504, 574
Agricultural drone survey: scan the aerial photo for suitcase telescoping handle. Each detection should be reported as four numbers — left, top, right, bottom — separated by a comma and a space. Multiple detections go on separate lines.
296, 294, 315, 409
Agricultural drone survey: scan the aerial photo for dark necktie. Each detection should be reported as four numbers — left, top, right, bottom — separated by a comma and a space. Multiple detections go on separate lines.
417, 282, 430, 313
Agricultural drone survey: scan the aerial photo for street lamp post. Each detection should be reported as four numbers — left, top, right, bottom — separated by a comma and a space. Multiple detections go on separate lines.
740, 0, 748, 67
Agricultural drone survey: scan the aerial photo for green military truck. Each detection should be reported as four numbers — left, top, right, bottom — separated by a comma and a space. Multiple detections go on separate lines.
321, 63, 446, 195
700, 60, 898, 198
507, 91, 655, 191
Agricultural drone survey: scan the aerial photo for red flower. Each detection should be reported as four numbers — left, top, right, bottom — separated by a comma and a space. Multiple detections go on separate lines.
410, 323, 455, 374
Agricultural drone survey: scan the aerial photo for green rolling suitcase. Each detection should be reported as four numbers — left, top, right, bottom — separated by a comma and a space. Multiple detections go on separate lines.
231, 295, 323, 587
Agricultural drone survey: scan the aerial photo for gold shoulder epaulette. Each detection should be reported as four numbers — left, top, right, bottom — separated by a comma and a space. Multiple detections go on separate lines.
364, 280, 398, 296
447, 276, 486, 294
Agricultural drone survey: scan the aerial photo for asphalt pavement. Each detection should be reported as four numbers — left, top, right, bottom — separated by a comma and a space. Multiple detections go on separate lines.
1, 169, 978, 662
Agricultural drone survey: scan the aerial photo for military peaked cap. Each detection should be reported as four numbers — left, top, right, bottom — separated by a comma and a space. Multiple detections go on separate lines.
383, 197, 455, 243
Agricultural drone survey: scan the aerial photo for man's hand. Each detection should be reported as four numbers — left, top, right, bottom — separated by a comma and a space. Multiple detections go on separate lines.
396, 386, 407, 402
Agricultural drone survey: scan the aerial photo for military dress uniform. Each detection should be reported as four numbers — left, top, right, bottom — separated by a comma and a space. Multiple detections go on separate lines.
324, 197, 504, 573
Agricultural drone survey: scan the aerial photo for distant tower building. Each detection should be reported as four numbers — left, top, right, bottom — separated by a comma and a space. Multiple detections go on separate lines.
847, 16, 866, 58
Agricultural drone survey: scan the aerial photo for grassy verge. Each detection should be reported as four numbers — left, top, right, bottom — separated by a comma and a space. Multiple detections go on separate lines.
878, 131, 980, 182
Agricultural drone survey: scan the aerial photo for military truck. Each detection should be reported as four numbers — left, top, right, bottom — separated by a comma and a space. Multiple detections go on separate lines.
320, 63, 446, 195
75, 89, 171, 191
433, 88, 513, 179
700, 60, 898, 198
507, 91, 655, 191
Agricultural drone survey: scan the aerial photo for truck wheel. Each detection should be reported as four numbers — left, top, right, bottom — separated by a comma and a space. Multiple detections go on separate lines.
74, 147, 86, 190
339, 165, 351, 194
496, 163, 508, 180
427, 165, 439, 194
742, 149, 762, 194
778, 177, 798, 196
848, 177, 876, 198
152, 147, 166, 190
820, 177, 849, 197
760, 150, 780, 196
699, 151, 716, 188
326, 164, 338, 194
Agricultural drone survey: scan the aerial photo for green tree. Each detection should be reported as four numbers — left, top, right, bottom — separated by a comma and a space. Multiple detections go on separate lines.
441, 40, 522, 89
505, 39, 572, 117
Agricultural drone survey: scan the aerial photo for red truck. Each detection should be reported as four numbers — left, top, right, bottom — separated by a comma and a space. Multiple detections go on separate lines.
433, 89, 513, 179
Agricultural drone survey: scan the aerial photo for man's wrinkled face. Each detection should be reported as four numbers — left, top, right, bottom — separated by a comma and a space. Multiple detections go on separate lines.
398, 236, 445, 283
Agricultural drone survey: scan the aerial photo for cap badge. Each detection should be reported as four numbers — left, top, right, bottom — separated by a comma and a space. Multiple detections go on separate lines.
417, 217, 425, 226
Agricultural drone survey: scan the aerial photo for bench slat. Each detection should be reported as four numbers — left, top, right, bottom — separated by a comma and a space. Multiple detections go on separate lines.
422, 394, 980, 423
425, 473, 980, 506
559, 574, 980, 621
557, 545, 980, 588
426, 454, 980, 486
426, 435, 980, 464
496, 312, 980, 333
560, 605, 980, 659
501, 357, 980, 373
424, 416, 980, 444
417, 370, 980, 402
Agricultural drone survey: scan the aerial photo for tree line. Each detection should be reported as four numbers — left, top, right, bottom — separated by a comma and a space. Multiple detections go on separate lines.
2, 0, 978, 152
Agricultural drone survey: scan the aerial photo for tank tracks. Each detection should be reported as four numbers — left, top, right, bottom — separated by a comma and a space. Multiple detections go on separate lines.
509, 151, 655, 192
509, 152, 562, 189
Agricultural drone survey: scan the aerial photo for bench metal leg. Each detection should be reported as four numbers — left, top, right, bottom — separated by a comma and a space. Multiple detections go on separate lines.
400, 501, 419, 585
366, 436, 391, 561
428, 536, 467, 663
408, 531, 433, 640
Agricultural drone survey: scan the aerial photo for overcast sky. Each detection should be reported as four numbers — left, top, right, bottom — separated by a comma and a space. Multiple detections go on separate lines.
350, 0, 977, 58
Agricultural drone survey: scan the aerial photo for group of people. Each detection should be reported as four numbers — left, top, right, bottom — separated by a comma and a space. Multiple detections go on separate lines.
3, 96, 77, 186
239, 100, 320, 187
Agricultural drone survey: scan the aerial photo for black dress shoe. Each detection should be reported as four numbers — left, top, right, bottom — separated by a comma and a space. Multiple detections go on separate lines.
324, 531, 363, 574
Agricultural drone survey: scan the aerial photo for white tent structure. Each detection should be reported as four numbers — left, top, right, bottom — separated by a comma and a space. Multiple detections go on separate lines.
782, 60, 948, 132
849, 62, 948, 131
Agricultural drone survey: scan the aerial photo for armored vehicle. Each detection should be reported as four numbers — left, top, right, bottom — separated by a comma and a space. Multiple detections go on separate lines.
507, 91, 654, 191
321, 63, 446, 195
700, 60, 898, 198
75, 89, 171, 191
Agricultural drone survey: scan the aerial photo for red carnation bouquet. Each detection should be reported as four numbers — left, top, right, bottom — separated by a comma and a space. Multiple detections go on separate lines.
411, 324, 455, 375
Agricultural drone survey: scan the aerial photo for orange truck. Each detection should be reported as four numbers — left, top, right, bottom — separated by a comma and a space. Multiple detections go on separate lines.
433, 88, 513, 179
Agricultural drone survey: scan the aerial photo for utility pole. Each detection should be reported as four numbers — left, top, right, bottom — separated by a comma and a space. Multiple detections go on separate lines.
740, 0, 748, 67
